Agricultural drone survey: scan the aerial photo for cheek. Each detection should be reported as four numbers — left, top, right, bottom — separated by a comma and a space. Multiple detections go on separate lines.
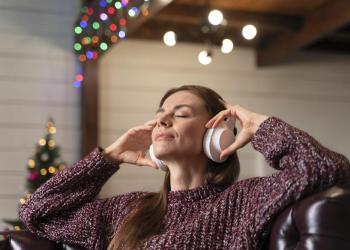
179, 125, 206, 149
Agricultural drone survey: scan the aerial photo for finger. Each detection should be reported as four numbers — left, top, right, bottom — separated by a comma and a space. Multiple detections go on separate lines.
134, 124, 155, 132
212, 112, 230, 128
214, 106, 239, 128
144, 119, 157, 126
206, 110, 227, 128
220, 131, 248, 159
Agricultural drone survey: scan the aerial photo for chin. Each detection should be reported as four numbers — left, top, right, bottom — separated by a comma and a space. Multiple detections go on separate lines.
154, 144, 176, 159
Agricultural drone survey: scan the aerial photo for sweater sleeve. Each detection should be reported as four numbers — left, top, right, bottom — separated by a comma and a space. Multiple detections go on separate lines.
18, 147, 141, 249
247, 116, 350, 243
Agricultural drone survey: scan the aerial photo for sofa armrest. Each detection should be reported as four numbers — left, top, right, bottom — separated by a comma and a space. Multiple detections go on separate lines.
266, 186, 350, 250
0, 230, 85, 250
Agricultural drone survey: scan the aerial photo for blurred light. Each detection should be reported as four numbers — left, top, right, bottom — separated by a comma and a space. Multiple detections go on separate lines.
128, 8, 136, 17
81, 15, 89, 21
221, 39, 234, 54
115, 1, 122, 9
74, 43, 82, 51
107, 6, 116, 14
92, 36, 99, 44
111, 35, 118, 43
81, 37, 91, 45
121, 0, 128, 7
79, 54, 87, 62
93, 22, 100, 30
39, 138, 46, 146
87, 8, 94, 15
40, 168, 47, 175
198, 50, 212, 65
48, 166, 56, 174
19, 198, 26, 205
163, 31, 176, 46
28, 159, 35, 168
118, 30, 126, 38
242, 24, 257, 40
74, 27, 82, 34
73, 81, 82, 88
48, 126, 56, 134
59, 164, 66, 170
119, 18, 126, 26
109, 23, 117, 31
100, 42, 108, 50
100, 13, 108, 21
81, 6, 88, 14
99, 0, 107, 8
142, 9, 149, 16
128, 7, 139, 17
86, 51, 94, 59
208, 10, 223, 25
80, 20, 87, 28
48, 140, 56, 148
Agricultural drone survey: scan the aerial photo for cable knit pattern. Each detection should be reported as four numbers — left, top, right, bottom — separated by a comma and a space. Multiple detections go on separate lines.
18, 117, 350, 249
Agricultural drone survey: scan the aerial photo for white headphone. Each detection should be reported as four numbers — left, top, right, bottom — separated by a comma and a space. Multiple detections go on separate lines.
149, 117, 236, 171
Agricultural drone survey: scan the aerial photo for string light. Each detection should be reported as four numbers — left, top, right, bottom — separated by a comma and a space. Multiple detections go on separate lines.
162, 7, 237, 65
40, 168, 47, 176
163, 31, 176, 46
198, 50, 212, 65
39, 138, 46, 146
242, 24, 257, 40
74, 0, 150, 61
48, 140, 56, 148
48, 166, 56, 174
59, 164, 66, 171
208, 10, 223, 26
19, 198, 26, 205
221, 39, 234, 54
28, 159, 35, 168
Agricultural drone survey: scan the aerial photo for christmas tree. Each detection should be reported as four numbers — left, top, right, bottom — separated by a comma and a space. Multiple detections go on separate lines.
2, 117, 67, 231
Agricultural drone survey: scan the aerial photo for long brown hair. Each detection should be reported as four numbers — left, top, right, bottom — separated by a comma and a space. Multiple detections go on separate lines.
108, 85, 240, 249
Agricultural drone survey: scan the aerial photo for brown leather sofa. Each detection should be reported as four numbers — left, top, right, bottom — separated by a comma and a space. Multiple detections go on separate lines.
1, 186, 349, 250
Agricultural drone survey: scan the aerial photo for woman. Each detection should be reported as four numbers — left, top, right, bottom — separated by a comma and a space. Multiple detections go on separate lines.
19, 85, 350, 249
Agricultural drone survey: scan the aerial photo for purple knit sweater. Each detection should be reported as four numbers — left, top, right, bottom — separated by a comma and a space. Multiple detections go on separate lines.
19, 117, 350, 249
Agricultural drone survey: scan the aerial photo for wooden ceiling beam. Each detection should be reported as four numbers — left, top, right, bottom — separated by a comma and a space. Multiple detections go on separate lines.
257, 0, 350, 66
156, 3, 303, 32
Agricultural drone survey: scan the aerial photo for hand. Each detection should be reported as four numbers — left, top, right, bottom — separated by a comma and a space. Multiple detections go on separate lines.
103, 119, 159, 169
205, 104, 269, 160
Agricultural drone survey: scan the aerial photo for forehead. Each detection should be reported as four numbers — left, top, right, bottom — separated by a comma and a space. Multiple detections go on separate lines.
162, 91, 205, 108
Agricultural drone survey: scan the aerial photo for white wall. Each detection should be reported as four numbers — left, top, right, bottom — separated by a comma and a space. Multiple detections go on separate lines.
98, 39, 350, 198
0, 0, 80, 230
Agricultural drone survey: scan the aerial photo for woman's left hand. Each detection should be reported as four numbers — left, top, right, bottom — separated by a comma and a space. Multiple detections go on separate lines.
205, 104, 269, 160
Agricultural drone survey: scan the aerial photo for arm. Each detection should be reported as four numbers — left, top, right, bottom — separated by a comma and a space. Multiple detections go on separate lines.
18, 147, 142, 249
248, 117, 350, 241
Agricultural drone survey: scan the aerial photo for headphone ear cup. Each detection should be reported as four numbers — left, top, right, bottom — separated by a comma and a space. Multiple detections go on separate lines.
203, 127, 235, 163
203, 128, 214, 161
149, 144, 168, 171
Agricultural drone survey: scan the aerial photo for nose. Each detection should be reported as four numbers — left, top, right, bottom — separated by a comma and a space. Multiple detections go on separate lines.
157, 113, 172, 128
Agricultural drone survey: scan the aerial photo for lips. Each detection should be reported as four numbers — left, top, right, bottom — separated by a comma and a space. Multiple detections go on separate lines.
155, 133, 174, 141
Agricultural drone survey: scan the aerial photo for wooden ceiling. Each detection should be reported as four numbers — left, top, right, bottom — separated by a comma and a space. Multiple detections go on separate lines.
127, 0, 350, 66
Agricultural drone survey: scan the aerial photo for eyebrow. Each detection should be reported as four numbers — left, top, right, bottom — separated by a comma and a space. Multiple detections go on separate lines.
156, 104, 194, 114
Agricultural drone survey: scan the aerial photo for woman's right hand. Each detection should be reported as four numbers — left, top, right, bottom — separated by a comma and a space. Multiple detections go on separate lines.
102, 119, 159, 169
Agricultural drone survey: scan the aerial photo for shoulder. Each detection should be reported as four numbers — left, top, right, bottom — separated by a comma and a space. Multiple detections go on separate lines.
216, 177, 269, 205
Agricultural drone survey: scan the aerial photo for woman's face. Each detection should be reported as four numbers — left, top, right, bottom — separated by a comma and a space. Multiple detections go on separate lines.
152, 90, 211, 160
